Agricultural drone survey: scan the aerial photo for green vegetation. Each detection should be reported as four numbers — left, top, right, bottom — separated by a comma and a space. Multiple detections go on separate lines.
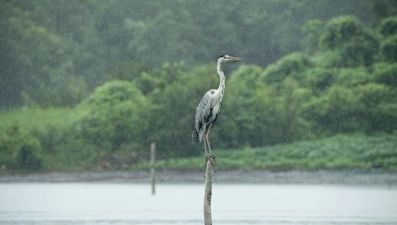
0, 108, 94, 172
0, 0, 376, 107
1, 1, 397, 173
135, 134, 397, 171
1, 107, 396, 172
0, 108, 80, 131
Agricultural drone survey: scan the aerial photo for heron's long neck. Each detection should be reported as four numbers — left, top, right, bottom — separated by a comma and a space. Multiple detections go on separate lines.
216, 60, 226, 98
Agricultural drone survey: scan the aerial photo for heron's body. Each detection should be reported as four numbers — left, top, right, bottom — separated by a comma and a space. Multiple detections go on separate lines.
192, 55, 241, 156
193, 88, 222, 143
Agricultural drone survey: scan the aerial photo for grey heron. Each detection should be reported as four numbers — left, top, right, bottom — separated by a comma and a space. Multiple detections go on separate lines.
192, 54, 241, 156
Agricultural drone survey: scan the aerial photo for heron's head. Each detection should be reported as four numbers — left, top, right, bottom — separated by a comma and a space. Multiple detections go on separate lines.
218, 54, 241, 63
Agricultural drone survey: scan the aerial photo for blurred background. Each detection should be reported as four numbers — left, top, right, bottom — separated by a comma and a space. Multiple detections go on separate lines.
0, 0, 396, 173
1, 1, 397, 225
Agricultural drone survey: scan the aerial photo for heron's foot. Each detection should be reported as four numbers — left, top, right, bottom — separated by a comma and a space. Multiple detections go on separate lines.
205, 154, 216, 166
204, 155, 210, 167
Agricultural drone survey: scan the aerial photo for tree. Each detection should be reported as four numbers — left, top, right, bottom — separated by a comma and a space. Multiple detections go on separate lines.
379, 17, 397, 62
379, 16, 397, 37
319, 16, 379, 67
0, 0, 378, 108
79, 80, 149, 151
305, 85, 364, 134
368, 0, 397, 21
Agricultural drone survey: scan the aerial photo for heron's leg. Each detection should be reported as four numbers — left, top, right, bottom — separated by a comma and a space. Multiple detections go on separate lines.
203, 137, 208, 156
206, 126, 213, 155
205, 134, 212, 155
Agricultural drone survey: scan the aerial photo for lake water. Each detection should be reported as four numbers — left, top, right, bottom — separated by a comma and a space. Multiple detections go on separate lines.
1, 182, 397, 225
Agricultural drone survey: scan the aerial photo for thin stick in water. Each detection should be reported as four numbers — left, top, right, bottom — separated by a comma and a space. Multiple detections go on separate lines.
150, 142, 156, 195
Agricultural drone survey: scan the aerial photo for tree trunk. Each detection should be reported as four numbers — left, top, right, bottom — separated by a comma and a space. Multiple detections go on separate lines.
204, 155, 216, 225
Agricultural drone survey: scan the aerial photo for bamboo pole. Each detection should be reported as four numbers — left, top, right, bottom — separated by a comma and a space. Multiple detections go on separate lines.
150, 142, 156, 195
203, 155, 216, 225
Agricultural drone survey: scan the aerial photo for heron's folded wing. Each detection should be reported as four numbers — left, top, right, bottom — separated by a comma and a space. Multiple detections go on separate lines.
195, 90, 214, 129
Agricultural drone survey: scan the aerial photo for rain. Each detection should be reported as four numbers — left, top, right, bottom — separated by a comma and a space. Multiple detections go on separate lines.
1, 0, 397, 224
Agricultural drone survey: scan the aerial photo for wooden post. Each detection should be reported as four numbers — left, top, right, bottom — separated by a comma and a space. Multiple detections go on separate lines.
150, 142, 156, 195
204, 155, 216, 225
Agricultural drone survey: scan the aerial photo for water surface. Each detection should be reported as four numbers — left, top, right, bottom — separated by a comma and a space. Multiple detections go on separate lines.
1, 183, 396, 225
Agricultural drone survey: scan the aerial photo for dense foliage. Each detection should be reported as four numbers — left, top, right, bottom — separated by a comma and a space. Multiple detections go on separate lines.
1, 1, 397, 172
135, 134, 397, 171
1, 0, 375, 107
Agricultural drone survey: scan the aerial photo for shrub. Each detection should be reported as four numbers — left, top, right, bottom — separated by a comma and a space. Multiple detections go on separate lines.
79, 80, 149, 151
381, 35, 397, 62
372, 63, 397, 86
379, 16, 397, 37
304, 85, 364, 134
320, 16, 379, 67
15, 143, 42, 171
262, 52, 311, 86
23, 76, 88, 108
0, 125, 43, 171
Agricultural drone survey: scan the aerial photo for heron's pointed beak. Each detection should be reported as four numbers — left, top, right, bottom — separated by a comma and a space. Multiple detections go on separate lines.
228, 56, 242, 61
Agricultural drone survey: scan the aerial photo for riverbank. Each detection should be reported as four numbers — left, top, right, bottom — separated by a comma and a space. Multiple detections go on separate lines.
132, 134, 397, 171
1, 170, 396, 186
1, 132, 396, 174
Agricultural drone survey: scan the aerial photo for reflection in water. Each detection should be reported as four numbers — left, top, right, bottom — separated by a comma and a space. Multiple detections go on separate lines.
0, 183, 396, 225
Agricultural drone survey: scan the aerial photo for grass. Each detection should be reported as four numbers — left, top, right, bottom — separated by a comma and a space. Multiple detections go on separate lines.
0, 107, 83, 131
134, 133, 397, 171
0, 107, 92, 173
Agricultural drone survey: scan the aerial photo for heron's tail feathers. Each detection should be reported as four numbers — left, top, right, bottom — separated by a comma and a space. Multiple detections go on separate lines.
192, 130, 199, 143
